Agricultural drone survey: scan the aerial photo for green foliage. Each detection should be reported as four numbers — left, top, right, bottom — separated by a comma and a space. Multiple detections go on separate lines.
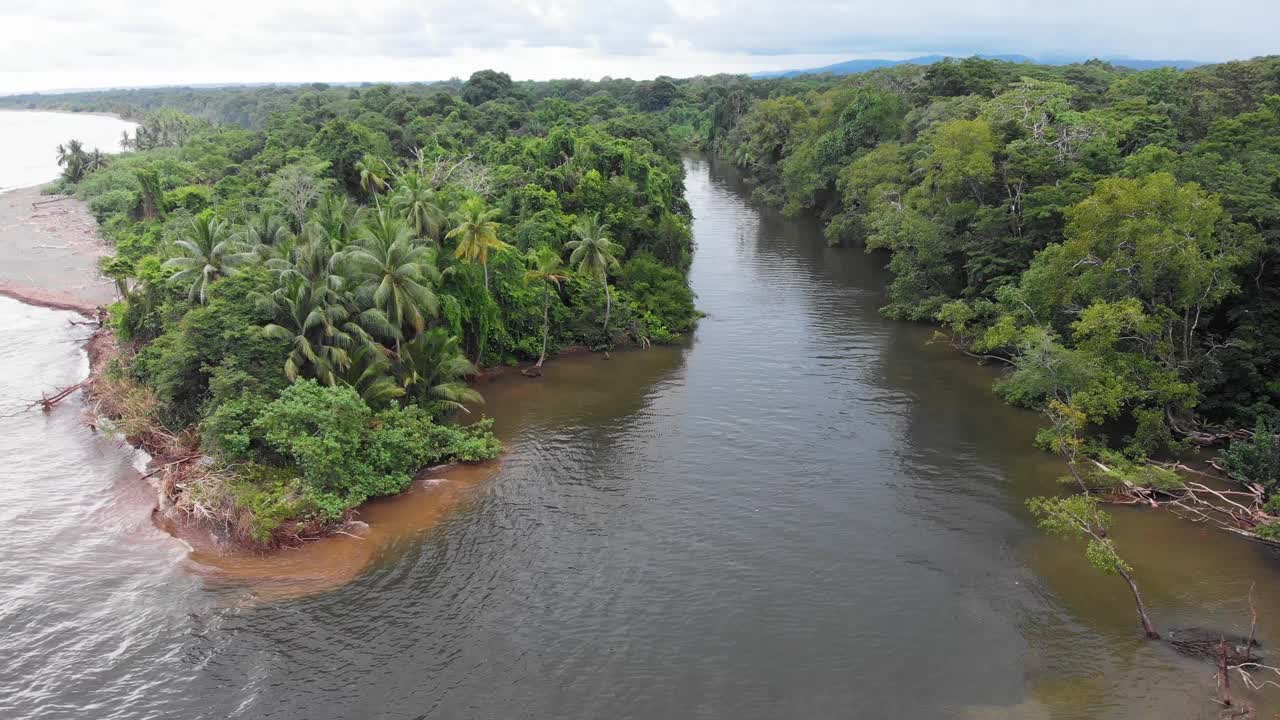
1220, 422, 1280, 496
252, 381, 499, 519
705, 57, 1278, 469
619, 254, 696, 335
24, 73, 708, 542
1026, 494, 1130, 575
226, 465, 317, 543
1253, 520, 1280, 541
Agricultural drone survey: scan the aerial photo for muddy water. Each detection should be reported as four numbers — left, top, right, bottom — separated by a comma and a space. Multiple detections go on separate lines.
3, 157, 1280, 719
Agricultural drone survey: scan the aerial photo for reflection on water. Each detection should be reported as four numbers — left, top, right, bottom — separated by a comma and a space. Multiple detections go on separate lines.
2, 158, 1279, 719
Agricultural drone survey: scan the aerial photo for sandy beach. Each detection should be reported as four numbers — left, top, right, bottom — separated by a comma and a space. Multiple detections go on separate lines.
0, 185, 117, 315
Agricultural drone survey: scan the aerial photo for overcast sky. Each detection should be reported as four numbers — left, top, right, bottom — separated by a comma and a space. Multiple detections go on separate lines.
1, 1, 1274, 93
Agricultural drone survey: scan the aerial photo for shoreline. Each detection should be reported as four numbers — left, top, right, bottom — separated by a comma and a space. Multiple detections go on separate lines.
0, 286, 99, 316
0, 177, 560, 577
0, 184, 119, 314
0, 107, 132, 122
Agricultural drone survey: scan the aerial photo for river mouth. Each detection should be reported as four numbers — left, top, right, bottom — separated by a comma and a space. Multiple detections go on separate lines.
5, 156, 1280, 718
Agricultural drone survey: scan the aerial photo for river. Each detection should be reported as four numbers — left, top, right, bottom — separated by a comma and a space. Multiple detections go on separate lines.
0, 111, 135, 191
2, 154, 1279, 719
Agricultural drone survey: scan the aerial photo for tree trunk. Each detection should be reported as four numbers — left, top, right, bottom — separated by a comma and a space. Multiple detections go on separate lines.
1217, 641, 1233, 708
483, 261, 489, 291
602, 281, 611, 336
1066, 460, 1088, 493
537, 285, 549, 368
1117, 566, 1160, 639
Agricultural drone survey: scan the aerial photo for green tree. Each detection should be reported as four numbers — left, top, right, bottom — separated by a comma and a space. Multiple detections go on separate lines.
355, 154, 389, 197
342, 343, 404, 408
307, 118, 391, 195
1027, 494, 1160, 639
447, 198, 509, 291
390, 172, 444, 242
921, 118, 997, 204
397, 328, 482, 413
312, 194, 365, 250
349, 211, 441, 336
238, 209, 292, 259
523, 246, 569, 367
565, 214, 624, 335
462, 69, 514, 106
1021, 173, 1258, 371
257, 278, 359, 385
163, 216, 247, 303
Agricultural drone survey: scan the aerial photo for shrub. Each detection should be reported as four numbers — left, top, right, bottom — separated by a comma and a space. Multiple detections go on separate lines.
1253, 520, 1280, 541
1220, 421, 1280, 496
251, 381, 500, 519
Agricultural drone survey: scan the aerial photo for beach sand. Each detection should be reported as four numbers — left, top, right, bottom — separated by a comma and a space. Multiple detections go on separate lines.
0, 185, 117, 314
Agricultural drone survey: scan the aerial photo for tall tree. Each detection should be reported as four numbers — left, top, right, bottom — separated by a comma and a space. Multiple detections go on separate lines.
355, 154, 389, 197
238, 209, 292, 258
349, 211, 441, 336
523, 246, 569, 368
313, 194, 365, 249
565, 214, 624, 335
447, 198, 508, 291
257, 278, 394, 386
391, 172, 444, 242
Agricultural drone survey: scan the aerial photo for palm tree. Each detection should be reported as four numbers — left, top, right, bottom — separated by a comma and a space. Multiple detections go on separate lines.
397, 328, 483, 413
257, 278, 397, 386
163, 216, 248, 303
61, 155, 87, 183
447, 198, 509, 291
119, 131, 133, 151
348, 210, 441, 337
55, 139, 92, 182
342, 343, 404, 407
355, 155, 389, 197
86, 149, 107, 173
56, 139, 85, 168
390, 173, 444, 242
135, 168, 164, 219
257, 278, 359, 385
523, 246, 569, 368
238, 209, 292, 260
313, 194, 365, 249
565, 214, 624, 335
266, 230, 345, 302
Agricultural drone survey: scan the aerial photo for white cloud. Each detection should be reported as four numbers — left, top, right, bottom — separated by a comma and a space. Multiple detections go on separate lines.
1, 0, 1274, 93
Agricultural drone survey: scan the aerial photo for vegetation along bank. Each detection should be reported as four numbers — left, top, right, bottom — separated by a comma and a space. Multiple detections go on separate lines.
6, 72, 698, 545
11, 58, 1280, 561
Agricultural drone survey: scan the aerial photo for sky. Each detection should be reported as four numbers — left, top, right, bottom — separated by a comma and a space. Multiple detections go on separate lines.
1, 0, 1274, 93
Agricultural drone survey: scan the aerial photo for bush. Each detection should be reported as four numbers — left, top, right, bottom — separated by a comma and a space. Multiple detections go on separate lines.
251, 381, 500, 519
619, 253, 697, 336
1220, 421, 1280, 496
165, 184, 214, 213
1254, 520, 1280, 541
225, 464, 318, 544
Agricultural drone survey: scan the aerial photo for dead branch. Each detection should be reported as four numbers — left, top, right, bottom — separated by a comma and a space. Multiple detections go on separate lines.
28, 382, 86, 411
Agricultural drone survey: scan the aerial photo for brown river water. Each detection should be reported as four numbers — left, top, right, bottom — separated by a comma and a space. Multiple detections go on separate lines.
2, 156, 1279, 719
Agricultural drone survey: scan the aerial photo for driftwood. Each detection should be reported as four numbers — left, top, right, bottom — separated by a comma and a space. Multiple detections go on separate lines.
31, 196, 73, 208
1080, 456, 1280, 551
1166, 407, 1257, 447
29, 382, 86, 411
1167, 628, 1260, 663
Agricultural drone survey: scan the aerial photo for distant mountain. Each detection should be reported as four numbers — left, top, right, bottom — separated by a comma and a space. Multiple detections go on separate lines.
753, 54, 1205, 79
